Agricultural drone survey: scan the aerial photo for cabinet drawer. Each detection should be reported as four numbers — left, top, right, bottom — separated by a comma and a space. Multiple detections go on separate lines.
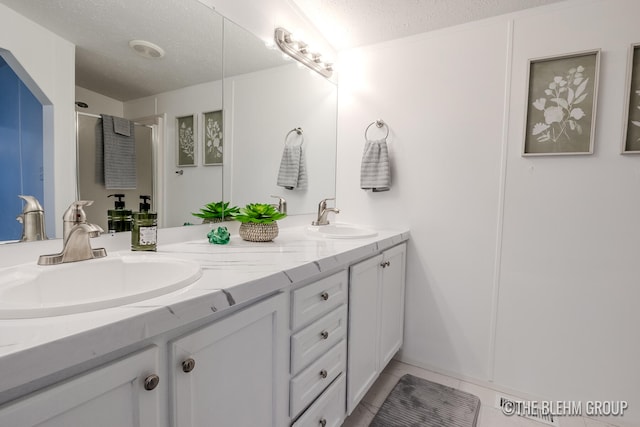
292, 373, 346, 427
290, 339, 346, 418
292, 270, 347, 329
291, 304, 347, 374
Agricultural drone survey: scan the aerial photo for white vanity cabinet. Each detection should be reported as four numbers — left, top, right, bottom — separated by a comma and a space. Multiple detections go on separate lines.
0, 346, 161, 427
347, 243, 407, 414
170, 292, 289, 427
289, 270, 349, 426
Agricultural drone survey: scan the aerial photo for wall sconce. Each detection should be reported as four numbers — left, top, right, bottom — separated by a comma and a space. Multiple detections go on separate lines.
274, 27, 333, 79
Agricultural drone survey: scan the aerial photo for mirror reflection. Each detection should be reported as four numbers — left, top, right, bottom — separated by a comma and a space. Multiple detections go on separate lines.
0, 0, 337, 241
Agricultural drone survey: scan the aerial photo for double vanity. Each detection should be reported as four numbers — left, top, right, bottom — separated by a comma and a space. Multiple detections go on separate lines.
0, 216, 408, 427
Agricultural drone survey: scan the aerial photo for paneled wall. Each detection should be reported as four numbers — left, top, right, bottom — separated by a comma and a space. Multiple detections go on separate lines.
336, 0, 640, 425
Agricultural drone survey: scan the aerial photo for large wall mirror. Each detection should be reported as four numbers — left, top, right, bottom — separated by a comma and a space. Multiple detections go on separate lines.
0, 0, 337, 240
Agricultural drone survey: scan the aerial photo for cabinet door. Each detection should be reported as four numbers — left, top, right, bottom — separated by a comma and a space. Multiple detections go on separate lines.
171, 292, 288, 427
379, 243, 407, 366
346, 254, 382, 414
0, 347, 160, 427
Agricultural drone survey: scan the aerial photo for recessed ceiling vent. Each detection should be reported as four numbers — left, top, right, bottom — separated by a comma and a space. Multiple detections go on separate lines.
128, 40, 165, 59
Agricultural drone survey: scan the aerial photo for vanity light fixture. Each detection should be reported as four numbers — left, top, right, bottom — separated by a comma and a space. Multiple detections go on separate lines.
274, 27, 333, 79
128, 40, 165, 59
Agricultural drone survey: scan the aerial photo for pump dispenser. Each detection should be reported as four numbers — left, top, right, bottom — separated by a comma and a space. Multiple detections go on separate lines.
131, 195, 157, 251
107, 194, 132, 233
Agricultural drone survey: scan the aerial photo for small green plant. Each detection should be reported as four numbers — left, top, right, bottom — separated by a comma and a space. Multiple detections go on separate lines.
192, 201, 239, 220
232, 203, 286, 224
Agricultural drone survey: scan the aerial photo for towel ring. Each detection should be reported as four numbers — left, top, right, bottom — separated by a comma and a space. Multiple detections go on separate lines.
284, 127, 304, 146
364, 120, 389, 140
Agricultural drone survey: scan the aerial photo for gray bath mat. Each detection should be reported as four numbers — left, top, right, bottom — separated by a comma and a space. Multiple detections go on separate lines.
370, 374, 480, 427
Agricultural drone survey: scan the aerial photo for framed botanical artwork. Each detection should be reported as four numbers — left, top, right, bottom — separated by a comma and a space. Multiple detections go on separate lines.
202, 110, 223, 165
523, 49, 600, 156
176, 114, 196, 166
622, 43, 640, 153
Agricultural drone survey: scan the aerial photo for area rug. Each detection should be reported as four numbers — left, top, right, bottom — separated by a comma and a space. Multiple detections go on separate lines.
370, 374, 481, 427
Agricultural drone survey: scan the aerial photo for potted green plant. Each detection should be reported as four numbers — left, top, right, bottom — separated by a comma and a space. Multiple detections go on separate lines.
233, 203, 287, 242
192, 201, 240, 224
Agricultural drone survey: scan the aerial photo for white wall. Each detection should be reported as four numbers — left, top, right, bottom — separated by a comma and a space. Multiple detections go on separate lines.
225, 63, 337, 214
125, 81, 223, 227
336, 0, 640, 424
0, 4, 76, 238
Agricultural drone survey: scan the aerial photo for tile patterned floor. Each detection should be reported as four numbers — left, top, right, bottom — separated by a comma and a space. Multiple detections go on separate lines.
342, 360, 620, 427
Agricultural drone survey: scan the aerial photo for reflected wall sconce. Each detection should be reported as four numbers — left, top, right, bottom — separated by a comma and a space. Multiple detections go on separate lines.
274, 27, 333, 79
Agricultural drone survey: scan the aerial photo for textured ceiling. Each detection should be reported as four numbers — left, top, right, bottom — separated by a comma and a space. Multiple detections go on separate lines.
293, 0, 568, 50
0, 0, 568, 101
0, 0, 285, 101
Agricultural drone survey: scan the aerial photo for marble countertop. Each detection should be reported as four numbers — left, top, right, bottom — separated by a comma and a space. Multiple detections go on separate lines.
0, 215, 408, 402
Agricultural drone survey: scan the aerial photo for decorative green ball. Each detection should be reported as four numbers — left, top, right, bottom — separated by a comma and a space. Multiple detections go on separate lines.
207, 226, 230, 245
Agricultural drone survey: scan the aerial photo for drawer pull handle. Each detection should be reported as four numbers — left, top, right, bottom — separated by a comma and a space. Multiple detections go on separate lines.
182, 358, 196, 373
320, 330, 329, 339
319, 369, 328, 379
380, 261, 390, 268
144, 374, 160, 391
320, 291, 329, 301
319, 418, 327, 427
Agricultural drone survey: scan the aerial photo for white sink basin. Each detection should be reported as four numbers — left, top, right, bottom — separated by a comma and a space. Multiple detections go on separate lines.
0, 254, 202, 319
307, 224, 377, 239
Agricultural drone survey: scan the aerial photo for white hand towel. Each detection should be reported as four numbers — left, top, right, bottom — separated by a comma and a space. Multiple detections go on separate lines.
277, 144, 307, 190
360, 139, 390, 192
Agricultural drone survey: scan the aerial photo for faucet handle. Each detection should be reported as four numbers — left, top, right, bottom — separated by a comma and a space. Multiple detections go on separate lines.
319, 197, 335, 208
63, 200, 93, 224
18, 195, 44, 213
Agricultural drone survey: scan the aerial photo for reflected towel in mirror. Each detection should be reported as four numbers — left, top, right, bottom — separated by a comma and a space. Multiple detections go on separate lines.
96, 114, 137, 190
277, 144, 307, 190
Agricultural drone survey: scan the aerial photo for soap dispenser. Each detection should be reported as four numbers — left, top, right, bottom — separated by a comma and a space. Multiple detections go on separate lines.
131, 195, 157, 251
107, 194, 132, 233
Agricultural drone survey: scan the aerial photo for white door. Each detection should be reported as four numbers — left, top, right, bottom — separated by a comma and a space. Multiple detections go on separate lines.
171, 292, 289, 427
379, 243, 407, 366
346, 254, 382, 414
0, 346, 161, 427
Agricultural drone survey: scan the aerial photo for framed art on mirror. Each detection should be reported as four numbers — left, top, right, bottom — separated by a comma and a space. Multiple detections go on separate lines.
177, 114, 197, 166
203, 110, 223, 165
522, 49, 600, 156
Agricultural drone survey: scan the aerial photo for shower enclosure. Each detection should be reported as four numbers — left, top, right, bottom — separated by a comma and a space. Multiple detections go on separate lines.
76, 112, 156, 233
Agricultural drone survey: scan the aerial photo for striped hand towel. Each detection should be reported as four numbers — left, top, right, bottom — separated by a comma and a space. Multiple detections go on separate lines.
360, 139, 390, 191
277, 144, 307, 190
100, 114, 137, 190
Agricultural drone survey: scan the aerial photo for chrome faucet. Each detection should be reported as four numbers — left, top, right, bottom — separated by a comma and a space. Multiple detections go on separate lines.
16, 195, 48, 242
38, 201, 107, 265
312, 198, 340, 226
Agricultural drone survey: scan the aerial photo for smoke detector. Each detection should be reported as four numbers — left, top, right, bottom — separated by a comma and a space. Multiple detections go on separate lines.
128, 40, 165, 59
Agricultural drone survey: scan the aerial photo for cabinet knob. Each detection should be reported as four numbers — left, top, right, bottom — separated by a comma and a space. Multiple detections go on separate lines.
380, 261, 390, 268
319, 369, 328, 379
144, 374, 160, 391
319, 418, 327, 427
182, 358, 196, 373
320, 291, 329, 301
320, 330, 329, 340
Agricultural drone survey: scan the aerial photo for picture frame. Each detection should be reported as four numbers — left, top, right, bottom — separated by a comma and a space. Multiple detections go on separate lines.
522, 49, 600, 156
176, 114, 197, 167
622, 43, 640, 154
202, 110, 223, 165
